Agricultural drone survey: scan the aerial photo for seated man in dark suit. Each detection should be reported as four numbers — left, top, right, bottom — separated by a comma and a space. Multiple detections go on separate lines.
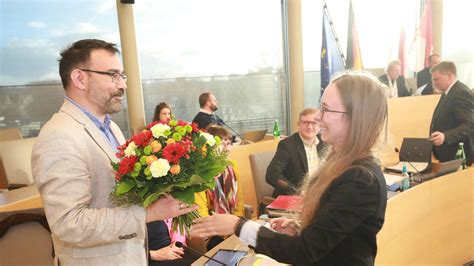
265, 108, 325, 197
429, 61, 473, 165
192, 92, 225, 129
416, 53, 441, 95
379, 60, 411, 98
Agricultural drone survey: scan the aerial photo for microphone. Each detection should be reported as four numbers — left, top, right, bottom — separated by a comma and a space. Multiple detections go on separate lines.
174, 241, 226, 266
217, 118, 245, 143
394, 148, 431, 184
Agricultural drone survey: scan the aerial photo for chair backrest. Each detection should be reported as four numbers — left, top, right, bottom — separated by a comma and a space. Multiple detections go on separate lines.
0, 128, 22, 142
249, 151, 275, 205
0, 214, 53, 266
0, 137, 37, 187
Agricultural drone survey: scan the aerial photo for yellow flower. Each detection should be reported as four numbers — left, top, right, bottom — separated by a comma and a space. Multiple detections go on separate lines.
146, 155, 158, 165
170, 164, 181, 175
150, 159, 170, 178
150, 141, 162, 153
167, 138, 176, 145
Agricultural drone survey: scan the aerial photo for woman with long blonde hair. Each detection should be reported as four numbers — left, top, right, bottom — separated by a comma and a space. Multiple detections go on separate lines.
191, 72, 388, 265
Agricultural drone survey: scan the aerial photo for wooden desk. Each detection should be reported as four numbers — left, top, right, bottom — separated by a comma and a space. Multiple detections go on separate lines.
0, 185, 43, 213
376, 167, 473, 265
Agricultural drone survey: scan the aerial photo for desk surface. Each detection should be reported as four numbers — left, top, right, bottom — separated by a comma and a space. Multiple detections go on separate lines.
191, 235, 248, 266
0, 185, 43, 212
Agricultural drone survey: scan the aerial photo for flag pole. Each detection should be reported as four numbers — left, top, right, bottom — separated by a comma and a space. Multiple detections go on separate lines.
322, 0, 346, 68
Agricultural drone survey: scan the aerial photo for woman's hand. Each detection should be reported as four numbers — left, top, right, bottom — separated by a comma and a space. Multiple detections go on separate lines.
149, 242, 185, 261
190, 213, 239, 239
269, 217, 300, 236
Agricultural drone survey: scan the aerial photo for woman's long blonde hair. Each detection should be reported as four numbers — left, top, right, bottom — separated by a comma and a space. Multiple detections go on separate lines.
300, 72, 388, 229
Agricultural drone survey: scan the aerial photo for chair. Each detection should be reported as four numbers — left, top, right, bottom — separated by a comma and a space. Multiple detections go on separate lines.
0, 213, 54, 266
249, 151, 276, 216
0, 137, 37, 189
0, 128, 22, 142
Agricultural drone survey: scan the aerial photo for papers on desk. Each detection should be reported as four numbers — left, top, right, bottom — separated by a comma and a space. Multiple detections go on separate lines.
384, 173, 404, 186
385, 161, 429, 174
414, 84, 427, 96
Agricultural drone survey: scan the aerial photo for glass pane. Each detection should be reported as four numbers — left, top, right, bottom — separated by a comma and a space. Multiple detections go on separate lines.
0, 0, 130, 137
135, 0, 288, 135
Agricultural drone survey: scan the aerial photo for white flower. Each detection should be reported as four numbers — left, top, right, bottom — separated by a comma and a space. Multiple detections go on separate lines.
150, 123, 171, 138
200, 132, 216, 146
124, 141, 137, 156
150, 158, 170, 178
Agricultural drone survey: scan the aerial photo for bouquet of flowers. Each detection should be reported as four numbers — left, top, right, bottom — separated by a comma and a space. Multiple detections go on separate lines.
111, 119, 228, 234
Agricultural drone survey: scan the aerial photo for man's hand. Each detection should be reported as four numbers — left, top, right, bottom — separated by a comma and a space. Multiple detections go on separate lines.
430, 131, 445, 146
145, 194, 197, 223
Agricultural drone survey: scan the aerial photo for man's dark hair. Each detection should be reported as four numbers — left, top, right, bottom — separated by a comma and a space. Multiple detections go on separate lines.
430, 61, 457, 76
58, 39, 120, 89
198, 92, 212, 108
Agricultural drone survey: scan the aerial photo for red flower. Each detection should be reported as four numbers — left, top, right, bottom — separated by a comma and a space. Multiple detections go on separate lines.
118, 155, 137, 175
191, 123, 200, 133
132, 130, 153, 147
146, 121, 159, 129
162, 143, 188, 163
177, 120, 188, 126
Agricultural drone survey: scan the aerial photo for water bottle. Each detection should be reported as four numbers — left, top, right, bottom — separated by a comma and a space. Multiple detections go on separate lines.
273, 120, 280, 139
401, 164, 410, 191
455, 142, 466, 170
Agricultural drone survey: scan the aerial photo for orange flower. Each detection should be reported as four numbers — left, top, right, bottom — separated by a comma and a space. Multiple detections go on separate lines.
150, 140, 162, 153
146, 155, 158, 165
201, 146, 207, 156
166, 138, 176, 145
170, 164, 181, 175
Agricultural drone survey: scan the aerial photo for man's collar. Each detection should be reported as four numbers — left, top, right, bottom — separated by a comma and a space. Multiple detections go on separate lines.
199, 108, 213, 115
65, 96, 110, 127
299, 132, 319, 147
444, 79, 457, 95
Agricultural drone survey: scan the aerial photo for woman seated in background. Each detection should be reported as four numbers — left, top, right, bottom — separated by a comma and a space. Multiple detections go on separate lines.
148, 102, 197, 265
191, 72, 389, 265
194, 125, 245, 250
153, 102, 172, 123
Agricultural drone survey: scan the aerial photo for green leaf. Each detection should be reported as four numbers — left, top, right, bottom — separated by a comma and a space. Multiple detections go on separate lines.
143, 192, 161, 208
171, 188, 195, 205
115, 180, 136, 195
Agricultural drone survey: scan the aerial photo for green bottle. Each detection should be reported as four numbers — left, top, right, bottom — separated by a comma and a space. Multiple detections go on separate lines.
455, 142, 466, 170
273, 120, 280, 139
401, 164, 410, 191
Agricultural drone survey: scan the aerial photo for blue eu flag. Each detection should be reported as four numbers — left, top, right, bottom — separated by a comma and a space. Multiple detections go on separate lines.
320, 10, 345, 96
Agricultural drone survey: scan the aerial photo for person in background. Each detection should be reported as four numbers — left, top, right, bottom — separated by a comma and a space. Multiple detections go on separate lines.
417, 53, 441, 95
191, 72, 388, 265
379, 60, 411, 98
192, 92, 225, 129
153, 102, 172, 123
194, 125, 244, 250
266, 108, 325, 197
31, 39, 194, 265
149, 101, 197, 265
429, 61, 473, 165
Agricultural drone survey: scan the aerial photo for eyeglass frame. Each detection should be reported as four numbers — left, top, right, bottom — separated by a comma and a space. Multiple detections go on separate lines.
320, 106, 348, 118
80, 69, 128, 83
298, 120, 319, 127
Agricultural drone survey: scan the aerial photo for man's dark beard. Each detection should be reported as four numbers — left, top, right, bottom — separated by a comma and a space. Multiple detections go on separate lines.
211, 105, 218, 112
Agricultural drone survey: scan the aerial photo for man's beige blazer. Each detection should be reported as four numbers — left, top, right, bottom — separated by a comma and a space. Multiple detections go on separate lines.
32, 100, 147, 265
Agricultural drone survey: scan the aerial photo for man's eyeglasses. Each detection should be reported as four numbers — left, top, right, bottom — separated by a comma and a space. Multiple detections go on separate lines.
320, 106, 348, 118
81, 69, 128, 83
299, 120, 318, 127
